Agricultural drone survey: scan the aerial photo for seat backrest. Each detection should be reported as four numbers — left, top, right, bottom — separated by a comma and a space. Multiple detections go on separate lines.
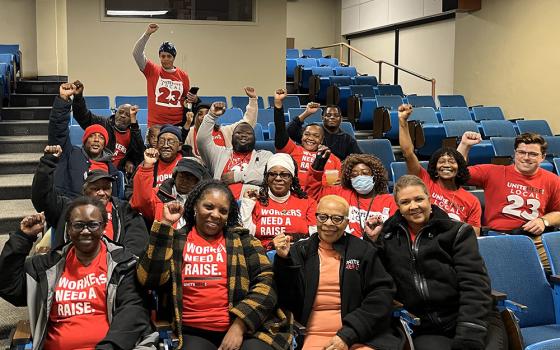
115, 96, 147, 109
89, 108, 112, 117
516, 120, 553, 136
256, 109, 275, 129
410, 107, 439, 124
255, 140, 275, 153
542, 231, 560, 276
357, 139, 395, 170
139, 123, 148, 141
301, 49, 323, 58
199, 96, 228, 108
136, 109, 148, 124
357, 98, 378, 129
84, 96, 110, 109
296, 57, 318, 68
490, 137, 515, 157
267, 95, 300, 109
288, 108, 323, 123
477, 235, 556, 327
311, 66, 334, 77
231, 96, 265, 112
554, 158, 560, 175
267, 122, 276, 140
543, 136, 560, 157
353, 75, 378, 86
407, 95, 437, 109
377, 84, 404, 97
438, 94, 468, 107
219, 108, 243, 124
391, 161, 428, 184
329, 76, 352, 87
443, 120, 479, 137
318, 57, 339, 67
286, 58, 298, 79
350, 85, 376, 98
440, 107, 472, 121
334, 66, 357, 77
376, 95, 404, 110
286, 48, 299, 58
472, 106, 505, 121
480, 120, 517, 138
69, 125, 85, 145
339, 121, 355, 138
253, 123, 264, 141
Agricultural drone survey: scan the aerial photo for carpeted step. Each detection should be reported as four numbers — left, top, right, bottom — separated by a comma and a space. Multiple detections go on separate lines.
0, 153, 41, 175
0, 199, 36, 234
0, 174, 33, 200
0, 135, 48, 154
15, 80, 61, 94
0, 120, 49, 136
1, 106, 51, 120
9, 93, 57, 107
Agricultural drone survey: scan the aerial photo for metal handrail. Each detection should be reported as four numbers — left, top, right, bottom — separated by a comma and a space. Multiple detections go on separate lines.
312, 42, 436, 98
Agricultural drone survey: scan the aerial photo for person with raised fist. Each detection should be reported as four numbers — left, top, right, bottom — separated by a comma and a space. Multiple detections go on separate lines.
133, 23, 197, 126
0, 198, 156, 350
184, 87, 259, 159
196, 101, 272, 199
71, 80, 145, 175
137, 180, 292, 350
31, 145, 148, 256
48, 83, 120, 199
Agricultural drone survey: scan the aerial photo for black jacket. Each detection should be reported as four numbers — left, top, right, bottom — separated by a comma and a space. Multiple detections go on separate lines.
374, 205, 492, 344
0, 232, 154, 349
287, 116, 362, 161
274, 233, 403, 350
48, 96, 119, 198
72, 94, 145, 170
31, 154, 148, 257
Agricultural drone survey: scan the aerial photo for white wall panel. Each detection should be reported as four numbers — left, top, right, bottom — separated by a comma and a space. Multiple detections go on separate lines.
359, 0, 388, 32
342, 5, 361, 35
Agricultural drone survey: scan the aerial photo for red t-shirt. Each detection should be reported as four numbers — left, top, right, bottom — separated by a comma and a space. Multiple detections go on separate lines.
182, 228, 229, 331
408, 226, 417, 243
418, 167, 482, 227
223, 152, 252, 199
89, 160, 108, 173
104, 202, 114, 240
468, 164, 560, 230
44, 245, 109, 350
143, 60, 190, 127
192, 128, 225, 156
252, 195, 317, 249
278, 139, 341, 187
155, 154, 182, 187
112, 129, 131, 167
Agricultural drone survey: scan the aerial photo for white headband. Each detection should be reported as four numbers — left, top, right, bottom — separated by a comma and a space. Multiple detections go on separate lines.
266, 153, 296, 176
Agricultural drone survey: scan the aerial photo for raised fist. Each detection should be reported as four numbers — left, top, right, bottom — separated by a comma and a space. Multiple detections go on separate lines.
59, 83, 76, 101
364, 216, 384, 241
185, 111, 194, 129
461, 131, 482, 146
44, 145, 63, 158
162, 201, 184, 226
244, 86, 257, 99
398, 104, 413, 121
20, 212, 45, 237
274, 89, 287, 102
130, 105, 139, 123
305, 102, 321, 115
273, 233, 291, 258
243, 189, 259, 202
143, 148, 160, 167
210, 101, 226, 117
73, 80, 84, 95
145, 23, 159, 35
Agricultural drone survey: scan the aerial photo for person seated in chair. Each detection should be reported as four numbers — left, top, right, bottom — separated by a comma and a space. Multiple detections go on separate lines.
0, 197, 156, 350
273, 194, 404, 350
366, 175, 507, 350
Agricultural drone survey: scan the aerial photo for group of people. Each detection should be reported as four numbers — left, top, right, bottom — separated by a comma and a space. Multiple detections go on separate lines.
0, 22, 558, 350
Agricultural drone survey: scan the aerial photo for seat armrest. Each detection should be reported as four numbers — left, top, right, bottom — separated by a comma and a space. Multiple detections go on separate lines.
492, 290, 507, 303
550, 274, 560, 284
10, 320, 31, 346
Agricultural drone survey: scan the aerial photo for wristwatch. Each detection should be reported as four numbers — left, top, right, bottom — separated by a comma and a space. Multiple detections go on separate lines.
540, 217, 550, 227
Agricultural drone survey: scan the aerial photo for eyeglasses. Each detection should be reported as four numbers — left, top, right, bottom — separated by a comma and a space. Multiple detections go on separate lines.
69, 221, 103, 232
267, 172, 292, 180
157, 138, 179, 147
515, 150, 542, 159
315, 213, 347, 225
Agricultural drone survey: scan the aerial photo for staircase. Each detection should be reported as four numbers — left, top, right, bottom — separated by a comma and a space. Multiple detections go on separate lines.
0, 78, 65, 234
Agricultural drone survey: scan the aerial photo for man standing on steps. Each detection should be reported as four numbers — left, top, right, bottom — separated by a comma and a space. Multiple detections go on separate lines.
71, 80, 145, 176
48, 82, 119, 199
31, 145, 148, 256
133, 23, 198, 127
287, 103, 362, 161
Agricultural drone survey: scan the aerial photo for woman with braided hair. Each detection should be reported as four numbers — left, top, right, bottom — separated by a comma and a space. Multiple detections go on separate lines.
240, 153, 317, 250
306, 151, 398, 238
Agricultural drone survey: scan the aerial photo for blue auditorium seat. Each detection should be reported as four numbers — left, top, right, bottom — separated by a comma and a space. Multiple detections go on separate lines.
438, 94, 468, 107
288, 108, 323, 123
407, 95, 437, 109
318, 57, 339, 67
411, 108, 447, 158
480, 120, 518, 138
440, 107, 473, 121
542, 231, 560, 275
349, 85, 376, 98
255, 140, 275, 153
353, 75, 378, 86
231, 96, 265, 112
267, 95, 300, 109
554, 158, 560, 175
253, 123, 264, 141
115, 96, 147, 109
0, 44, 21, 71
334, 66, 357, 77
286, 58, 298, 80
444, 121, 493, 164
490, 137, 515, 157
136, 109, 148, 124
84, 96, 110, 109
410, 107, 439, 124
286, 49, 299, 58
296, 57, 318, 69
139, 124, 148, 141
478, 235, 560, 348
543, 136, 560, 158
339, 122, 355, 138
89, 108, 112, 117
69, 125, 85, 145
516, 120, 553, 136
218, 108, 243, 124
329, 76, 352, 87
376, 95, 404, 110
356, 98, 377, 130
199, 96, 228, 107
472, 106, 505, 121
301, 49, 323, 58
377, 84, 404, 97
390, 161, 428, 185
357, 139, 395, 171
267, 122, 275, 140
301, 66, 333, 90
256, 109, 275, 133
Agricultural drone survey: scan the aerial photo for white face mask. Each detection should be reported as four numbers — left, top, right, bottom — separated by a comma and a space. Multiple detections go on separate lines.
351, 175, 375, 195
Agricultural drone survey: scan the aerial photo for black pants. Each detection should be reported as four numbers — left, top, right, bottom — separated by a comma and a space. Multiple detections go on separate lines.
182, 326, 273, 350
413, 311, 507, 350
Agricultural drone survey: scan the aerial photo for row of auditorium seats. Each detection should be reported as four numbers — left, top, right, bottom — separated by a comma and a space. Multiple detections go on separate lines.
0, 44, 21, 106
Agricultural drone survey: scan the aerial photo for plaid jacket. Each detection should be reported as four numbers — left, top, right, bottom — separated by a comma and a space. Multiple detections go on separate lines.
137, 221, 293, 349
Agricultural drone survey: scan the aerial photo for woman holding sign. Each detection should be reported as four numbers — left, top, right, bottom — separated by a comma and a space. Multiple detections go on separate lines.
240, 152, 317, 250
137, 179, 292, 350
0, 197, 155, 349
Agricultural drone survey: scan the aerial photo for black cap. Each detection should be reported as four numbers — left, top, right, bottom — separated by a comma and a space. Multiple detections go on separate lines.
84, 169, 116, 183
173, 157, 211, 180
158, 124, 183, 142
